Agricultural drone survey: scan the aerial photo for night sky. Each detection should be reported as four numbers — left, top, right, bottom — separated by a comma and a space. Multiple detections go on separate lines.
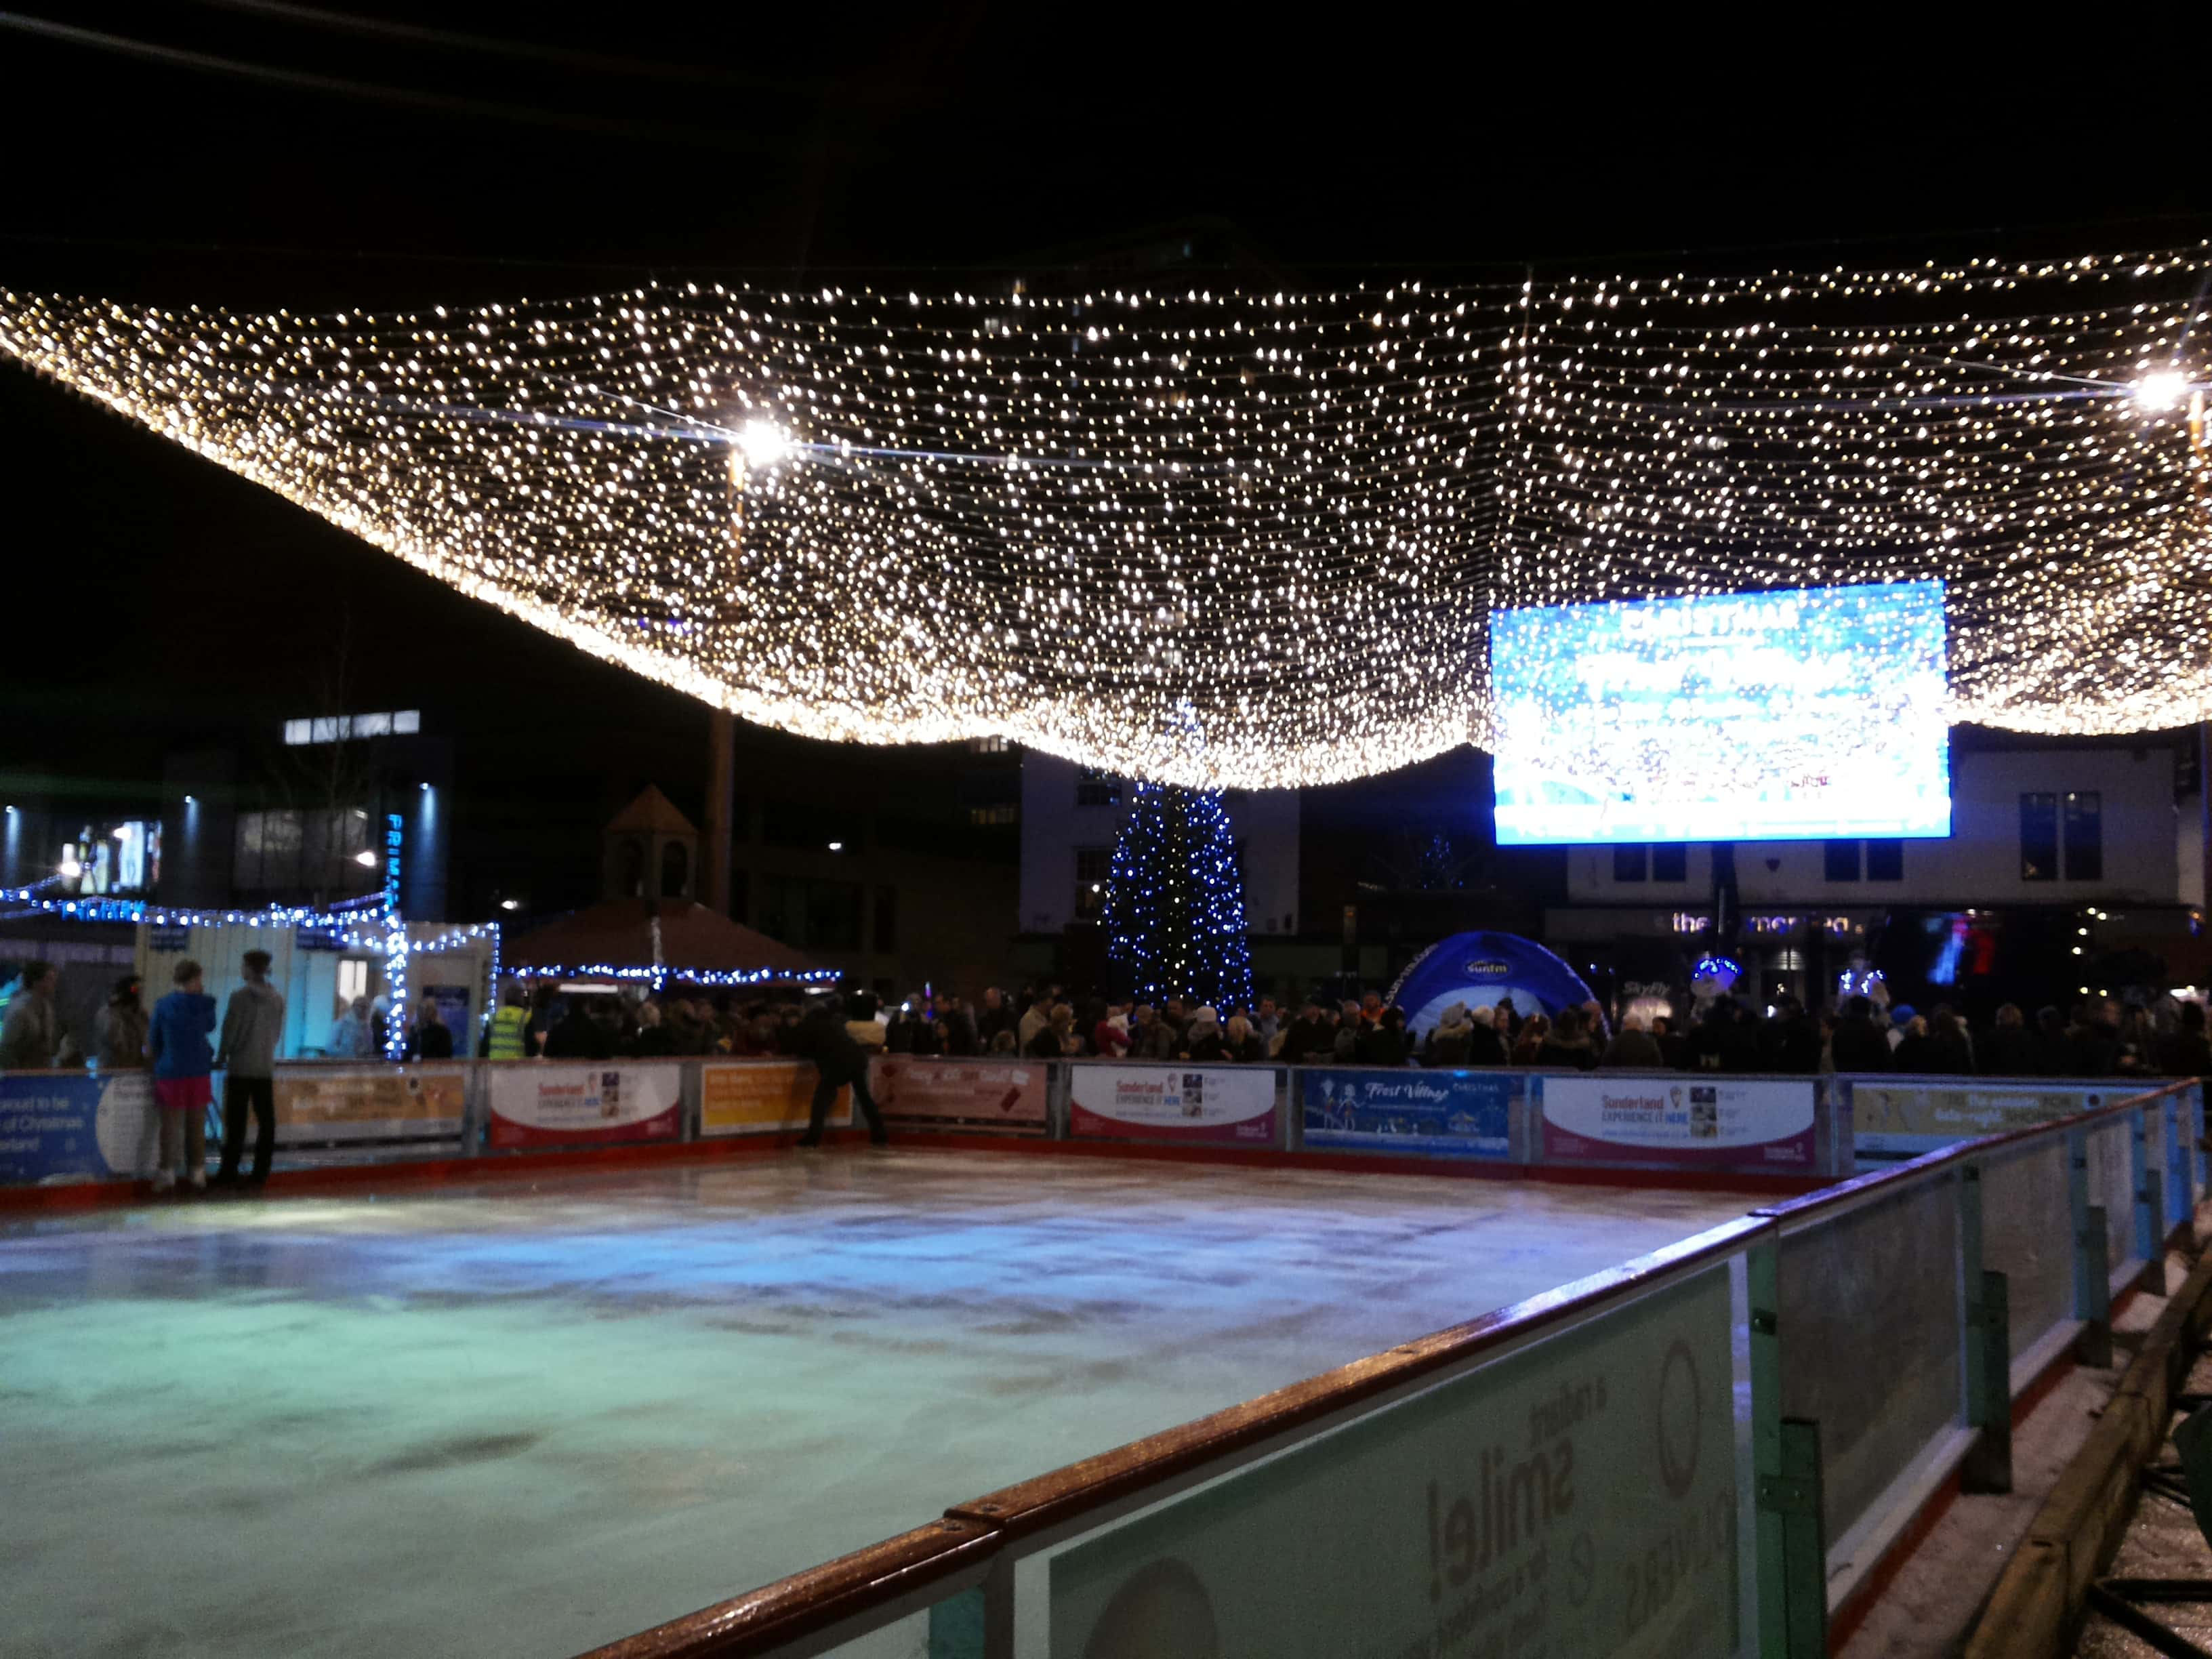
5, 4, 2208, 908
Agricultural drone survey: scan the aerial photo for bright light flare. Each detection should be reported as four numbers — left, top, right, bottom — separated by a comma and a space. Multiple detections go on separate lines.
737, 419, 793, 469
2133, 369, 2190, 413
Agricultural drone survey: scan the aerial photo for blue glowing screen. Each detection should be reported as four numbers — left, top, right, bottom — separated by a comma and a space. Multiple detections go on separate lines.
1490, 580, 1950, 846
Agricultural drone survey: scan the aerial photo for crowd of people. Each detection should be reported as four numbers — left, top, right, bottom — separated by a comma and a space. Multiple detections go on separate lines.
475, 980, 2212, 1082
273, 970, 2212, 1088
14, 953, 2212, 1087
0, 954, 288, 1193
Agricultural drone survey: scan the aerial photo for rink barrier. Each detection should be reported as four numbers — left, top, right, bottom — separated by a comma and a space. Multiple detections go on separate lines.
573, 1080, 2201, 1659
16, 1056, 2208, 1195
1838, 1073, 2208, 1177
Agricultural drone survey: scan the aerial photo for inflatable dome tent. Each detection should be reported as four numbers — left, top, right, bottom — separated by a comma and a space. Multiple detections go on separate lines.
1386, 931, 1604, 1040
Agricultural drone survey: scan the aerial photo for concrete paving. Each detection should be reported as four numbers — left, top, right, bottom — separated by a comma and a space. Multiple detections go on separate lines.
0, 1148, 1760, 1658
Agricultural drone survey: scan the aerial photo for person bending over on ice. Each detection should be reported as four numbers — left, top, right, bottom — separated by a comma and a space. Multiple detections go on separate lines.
790, 996, 888, 1148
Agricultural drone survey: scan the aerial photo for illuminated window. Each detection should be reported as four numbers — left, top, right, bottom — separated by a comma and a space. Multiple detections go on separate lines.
337, 958, 370, 1005
966, 735, 1008, 754
283, 710, 421, 745
966, 804, 1017, 826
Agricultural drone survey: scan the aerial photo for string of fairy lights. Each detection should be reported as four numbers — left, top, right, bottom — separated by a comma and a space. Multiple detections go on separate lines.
1, 245, 2205, 787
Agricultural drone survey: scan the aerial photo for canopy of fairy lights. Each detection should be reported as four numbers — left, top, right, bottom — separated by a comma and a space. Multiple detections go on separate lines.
3, 247, 2207, 787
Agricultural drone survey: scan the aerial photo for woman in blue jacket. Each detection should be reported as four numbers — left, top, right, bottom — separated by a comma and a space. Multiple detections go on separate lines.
146, 958, 217, 1193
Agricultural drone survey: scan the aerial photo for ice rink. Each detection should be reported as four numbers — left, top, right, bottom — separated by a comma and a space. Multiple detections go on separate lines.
0, 1148, 1762, 1658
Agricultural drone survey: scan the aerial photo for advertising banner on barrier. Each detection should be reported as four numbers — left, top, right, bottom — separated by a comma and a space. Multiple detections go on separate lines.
487, 1063, 682, 1149
872, 1057, 1047, 1134
1069, 1065, 1277, 1145
1051, 1263, 1748, 1658
0, 1071, 157, 1183
1300, 1069, 1516, 1158
699, 1061, 847, 1137
272, 1065, 469, 1145
1538, 1073, 1816, 1169
1848, 1078, 2118, 1158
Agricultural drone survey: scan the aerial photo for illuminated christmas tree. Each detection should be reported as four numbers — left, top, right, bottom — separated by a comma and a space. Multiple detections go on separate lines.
1103, 782, 1254, 1008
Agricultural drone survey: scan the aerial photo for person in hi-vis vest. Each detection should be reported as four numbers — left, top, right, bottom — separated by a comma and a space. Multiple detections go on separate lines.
485, 983, 531, 1059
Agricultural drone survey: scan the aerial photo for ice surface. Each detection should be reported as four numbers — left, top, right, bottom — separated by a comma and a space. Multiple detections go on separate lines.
0, 1149, 1758, 1658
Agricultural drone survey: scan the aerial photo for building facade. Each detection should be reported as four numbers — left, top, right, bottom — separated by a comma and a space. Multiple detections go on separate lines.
1545, 738, 2208, 1016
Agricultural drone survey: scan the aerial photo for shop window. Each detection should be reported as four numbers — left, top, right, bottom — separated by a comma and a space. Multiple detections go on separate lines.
2020, 793, 2058, 882
2064, 792, 2103, 881
1075, 846, 1112, 918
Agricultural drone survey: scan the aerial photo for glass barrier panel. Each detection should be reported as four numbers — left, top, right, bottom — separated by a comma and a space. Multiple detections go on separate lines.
809, 1595, 981, 1658
1010, 1256, 1757, 1658
1978, 1137, 2074, 1366
2085, 1117, 2135, 1275
1776, 1176, 1961, 1547
2167, 1094, 2193, 1229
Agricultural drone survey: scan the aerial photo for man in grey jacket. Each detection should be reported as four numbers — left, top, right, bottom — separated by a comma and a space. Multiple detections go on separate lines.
213, 949, 286, 1188
0, 960, 62, 1069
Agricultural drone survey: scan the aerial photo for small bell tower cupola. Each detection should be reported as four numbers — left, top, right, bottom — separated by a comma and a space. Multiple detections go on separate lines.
601, 785, 699, 903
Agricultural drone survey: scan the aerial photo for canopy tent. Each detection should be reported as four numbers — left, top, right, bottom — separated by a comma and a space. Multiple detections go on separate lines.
504, 900, 830, 989
1387, 930, 1603, 1038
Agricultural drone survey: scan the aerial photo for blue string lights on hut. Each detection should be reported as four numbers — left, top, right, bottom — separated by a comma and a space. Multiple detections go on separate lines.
1, 249, 2207, 788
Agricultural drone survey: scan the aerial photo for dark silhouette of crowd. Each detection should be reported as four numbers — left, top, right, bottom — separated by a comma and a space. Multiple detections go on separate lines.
485, 975, 2212, 1082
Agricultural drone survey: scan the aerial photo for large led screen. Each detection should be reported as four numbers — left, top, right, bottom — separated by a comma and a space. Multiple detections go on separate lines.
1491, 581, 1950, 845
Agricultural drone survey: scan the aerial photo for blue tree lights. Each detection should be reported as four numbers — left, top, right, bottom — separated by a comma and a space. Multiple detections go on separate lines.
1103, 783, 1254, 1009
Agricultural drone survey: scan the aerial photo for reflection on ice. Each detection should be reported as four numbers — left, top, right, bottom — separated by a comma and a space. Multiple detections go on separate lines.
1, 1150, 1757, 1658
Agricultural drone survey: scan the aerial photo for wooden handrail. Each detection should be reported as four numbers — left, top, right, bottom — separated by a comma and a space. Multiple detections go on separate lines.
573, 1518, 997, 1659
